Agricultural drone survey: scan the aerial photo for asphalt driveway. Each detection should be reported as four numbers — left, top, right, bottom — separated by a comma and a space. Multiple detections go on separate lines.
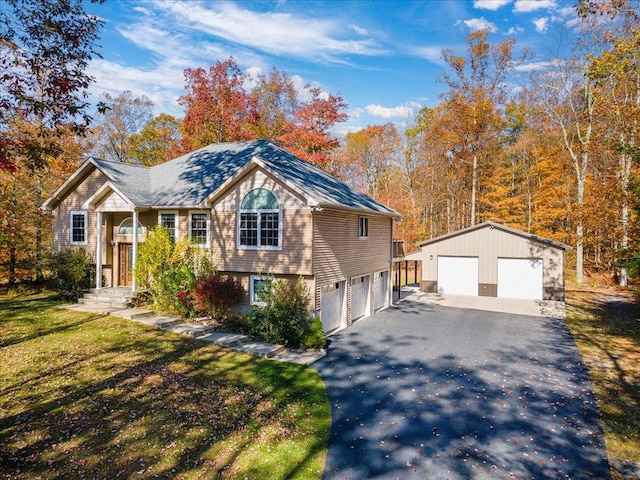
314, 298, 609, 480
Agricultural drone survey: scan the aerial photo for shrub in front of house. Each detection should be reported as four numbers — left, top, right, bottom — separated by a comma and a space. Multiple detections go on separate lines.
247, 277, 324, 349
49, 246, 93, 301
193, 273, 244, 320
303, 317, 326, 349
135, 227, 215, 317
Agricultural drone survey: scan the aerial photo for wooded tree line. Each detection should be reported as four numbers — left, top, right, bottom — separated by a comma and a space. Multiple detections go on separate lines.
1, 0, 638, 286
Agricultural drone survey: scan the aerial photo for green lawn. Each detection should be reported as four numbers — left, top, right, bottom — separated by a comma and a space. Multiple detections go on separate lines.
0, 292, 330, 479
565, 288, 640, 479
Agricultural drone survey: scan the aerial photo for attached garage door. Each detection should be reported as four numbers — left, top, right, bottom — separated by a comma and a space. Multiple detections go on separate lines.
351, 275, 369, 320
373, 271, 387, 311
437, 256, 479, 296
498, 258, 543, 300
321, 282, 343, 332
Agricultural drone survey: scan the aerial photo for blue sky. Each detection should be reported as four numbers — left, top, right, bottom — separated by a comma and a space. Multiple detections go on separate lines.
85, 0, 580, 136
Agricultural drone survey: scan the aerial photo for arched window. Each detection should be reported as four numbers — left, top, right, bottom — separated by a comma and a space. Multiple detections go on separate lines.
239, 188, 281, 248
117, 217, 145, 236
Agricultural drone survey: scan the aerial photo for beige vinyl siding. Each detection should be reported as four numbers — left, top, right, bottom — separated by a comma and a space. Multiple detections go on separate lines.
221, 272, 314, 307
211, 209, 313, 275
210, 167, 312, 275
420, 227, 564, 298
52, 168, 110, 252
97, 190, 130, 211
313, 209, 391, 313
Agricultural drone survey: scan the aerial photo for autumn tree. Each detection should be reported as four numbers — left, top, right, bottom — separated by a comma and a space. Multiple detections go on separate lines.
91, 90, 154, 163
249, 68, 297, 141
341, 123, 401, 200
129, 113, 181, 166
0, 0, 102, 281
440, 30, 527, 225
278, 86, 347, 166
179, 57, 347, 166
581, 0, 640, 285
178, 58, 254, 151
0, 0, 103, 172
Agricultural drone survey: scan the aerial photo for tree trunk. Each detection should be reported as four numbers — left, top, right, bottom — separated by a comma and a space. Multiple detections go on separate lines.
619, 149, 631, 287
471, 153, 478, 225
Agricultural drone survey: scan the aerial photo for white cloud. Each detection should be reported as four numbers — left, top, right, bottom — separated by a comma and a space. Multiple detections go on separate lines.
461, 17, 498, 32
88, 59, 185, 116
513, 0, 556, 13
412, 46, 445, 65
151, 1, 385, 62
350, 24, 368, 35
505, 26, 524, 35
365, 102, 420, 119
473, 0, 512, 10
514, 59, 562, 72
533, 17, 549, 33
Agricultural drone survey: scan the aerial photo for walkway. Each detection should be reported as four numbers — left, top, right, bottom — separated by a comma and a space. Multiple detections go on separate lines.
63, 303, 325, 365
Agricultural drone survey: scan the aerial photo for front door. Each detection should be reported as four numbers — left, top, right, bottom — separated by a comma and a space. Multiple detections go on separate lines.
119, 244, 133, 286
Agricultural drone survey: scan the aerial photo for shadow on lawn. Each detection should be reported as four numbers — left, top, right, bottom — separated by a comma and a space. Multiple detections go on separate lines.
0, 304, 327, 479
316, 303, 610, 480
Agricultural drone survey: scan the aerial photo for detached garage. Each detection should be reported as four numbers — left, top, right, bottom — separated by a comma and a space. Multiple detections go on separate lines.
418, 222, 569, 301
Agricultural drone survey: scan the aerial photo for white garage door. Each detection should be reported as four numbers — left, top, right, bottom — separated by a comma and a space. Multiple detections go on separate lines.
437, 256, 479, 296
498, 258, 543, 300
321, 282, 343, 332
373, 271, 387, 311
351, 275, 369, 320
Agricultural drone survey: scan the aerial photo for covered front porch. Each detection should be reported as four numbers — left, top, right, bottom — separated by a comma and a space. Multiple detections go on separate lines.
84, 182, 151, 292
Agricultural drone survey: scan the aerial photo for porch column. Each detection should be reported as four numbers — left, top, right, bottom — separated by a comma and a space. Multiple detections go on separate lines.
131, 210, 138, 293
96, 211, 103, 290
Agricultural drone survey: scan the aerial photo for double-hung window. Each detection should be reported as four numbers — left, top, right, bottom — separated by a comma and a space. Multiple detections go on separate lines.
239, 188, 281, 249
189, 211, 209, 246
159, 211, 178, 241
70, 211, 87, 245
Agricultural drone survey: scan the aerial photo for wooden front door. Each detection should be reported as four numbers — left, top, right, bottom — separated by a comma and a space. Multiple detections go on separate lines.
119, 244, 133, 286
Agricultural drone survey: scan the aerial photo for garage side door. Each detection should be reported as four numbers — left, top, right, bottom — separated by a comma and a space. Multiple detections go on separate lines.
498, 258, 543, 300
351, 275, 369, 320
373, 271, 387, 311
437, 256, 479, 296
321, 282, 343, 332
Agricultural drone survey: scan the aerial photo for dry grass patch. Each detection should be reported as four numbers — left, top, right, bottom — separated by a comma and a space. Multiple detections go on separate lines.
0, 292, 329, 479
565, 287, 640, 479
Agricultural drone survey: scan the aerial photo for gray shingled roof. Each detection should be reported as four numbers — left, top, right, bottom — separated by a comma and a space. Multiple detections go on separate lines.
94, 140, 398, 216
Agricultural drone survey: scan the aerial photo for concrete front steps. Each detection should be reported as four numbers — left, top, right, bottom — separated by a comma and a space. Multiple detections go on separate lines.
77, 288, 136, 309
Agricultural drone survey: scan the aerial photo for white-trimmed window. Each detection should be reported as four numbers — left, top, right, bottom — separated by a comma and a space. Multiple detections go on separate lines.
358, 216, 369, 238
189, 210, 210, 246
250, 275, 273, 305
117, 217, 145, 236
238, 188, 281, 249
70, 210, 87, 245
158, 211, 178, 241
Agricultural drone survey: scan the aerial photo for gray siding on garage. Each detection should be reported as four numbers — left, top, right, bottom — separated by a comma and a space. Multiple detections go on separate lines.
418, 222, 567, 301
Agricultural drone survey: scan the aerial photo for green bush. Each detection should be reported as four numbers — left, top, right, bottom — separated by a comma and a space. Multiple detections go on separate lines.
49, 246, 93, 301
303, 317, 326, 350
193, 273, 244, 320
250, 277, 321, 349
155, 264, 197, 318
135, 227, 216, 317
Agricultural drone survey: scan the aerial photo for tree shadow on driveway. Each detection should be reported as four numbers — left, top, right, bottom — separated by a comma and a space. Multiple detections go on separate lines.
314, 301, 609, 480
